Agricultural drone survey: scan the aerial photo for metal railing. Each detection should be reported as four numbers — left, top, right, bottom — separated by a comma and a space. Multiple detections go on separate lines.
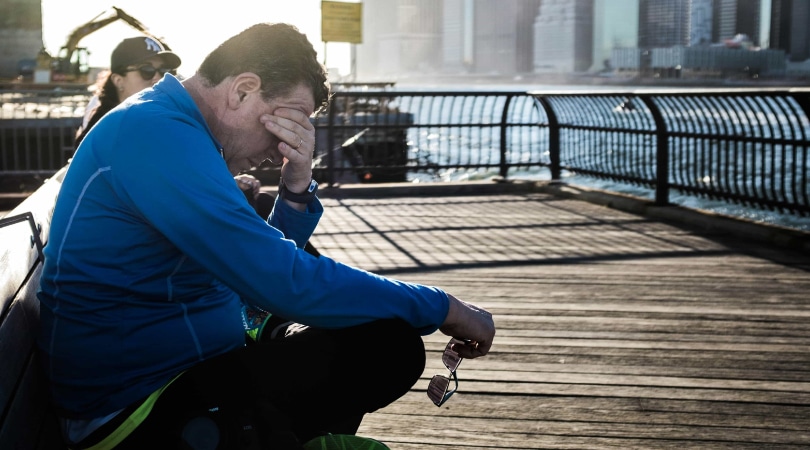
532, 88, 810, 215
0, 88, 86, 176
313, 90, 546, 184
1, 86, 808, 216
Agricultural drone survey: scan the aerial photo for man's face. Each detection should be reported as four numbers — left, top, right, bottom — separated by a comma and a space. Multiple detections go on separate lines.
219, 83, 315, 175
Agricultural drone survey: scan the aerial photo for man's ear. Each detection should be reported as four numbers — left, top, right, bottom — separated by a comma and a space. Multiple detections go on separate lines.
228, 73, 262, 109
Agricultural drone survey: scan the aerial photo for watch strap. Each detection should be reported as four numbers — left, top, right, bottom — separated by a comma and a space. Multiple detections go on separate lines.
278, 178, 318, 204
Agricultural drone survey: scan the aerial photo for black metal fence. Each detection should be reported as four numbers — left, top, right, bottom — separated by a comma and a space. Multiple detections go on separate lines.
0, 88, 84, 177
533, 88, 810, 215
313, 90, 545, 184
1, 86, 809, 216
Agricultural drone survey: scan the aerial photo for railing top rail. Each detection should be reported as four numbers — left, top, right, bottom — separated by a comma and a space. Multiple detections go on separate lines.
0, 88, 92, 95
529, 87, 810, 96
329, 90, 532, 97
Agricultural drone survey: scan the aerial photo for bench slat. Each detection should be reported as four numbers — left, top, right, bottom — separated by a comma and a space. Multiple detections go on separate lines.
1, 166, 63, 317
0, 216, 40, 320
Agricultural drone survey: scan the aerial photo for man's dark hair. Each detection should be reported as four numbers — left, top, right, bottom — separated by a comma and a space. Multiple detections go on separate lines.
198, 23, 330, 113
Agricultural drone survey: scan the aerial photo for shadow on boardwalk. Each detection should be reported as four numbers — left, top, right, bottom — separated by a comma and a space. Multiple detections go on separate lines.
310, 182, 810, 450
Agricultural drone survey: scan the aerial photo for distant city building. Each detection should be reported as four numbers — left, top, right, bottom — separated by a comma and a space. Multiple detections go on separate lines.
612, 45, 786, 78
350, 0, 803, 82
533, 0, 594, 73
770, 0, 810, 61
611, 0, 801, 79
356, 0, 539, 79
355, 0, 442, 79
441, 0, 469, 72
592, 0, 639, 72
691, 0, 713, 45
638, 0, 691, 48
443, 0, 540, 75
0, 0, 44, 79
514, 1, 542, 73
712, 0, 762, 45
714, 0, 737, 41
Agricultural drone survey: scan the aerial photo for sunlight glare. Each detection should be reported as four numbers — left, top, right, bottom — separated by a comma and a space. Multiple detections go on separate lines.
39, 0, 351, 78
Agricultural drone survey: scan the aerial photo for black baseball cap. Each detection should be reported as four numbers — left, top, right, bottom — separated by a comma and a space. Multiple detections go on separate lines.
111, 36, 181, 72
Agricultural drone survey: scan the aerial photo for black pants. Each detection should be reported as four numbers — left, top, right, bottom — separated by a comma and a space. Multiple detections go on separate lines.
112, 319, 425, 449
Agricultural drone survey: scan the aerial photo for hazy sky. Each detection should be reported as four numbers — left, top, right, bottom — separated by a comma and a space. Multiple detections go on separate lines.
40, 0, 353, 78
39, 0, 777, 80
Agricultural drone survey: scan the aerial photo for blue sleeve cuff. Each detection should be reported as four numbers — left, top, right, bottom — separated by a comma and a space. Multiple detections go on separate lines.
268, 195, 323, 248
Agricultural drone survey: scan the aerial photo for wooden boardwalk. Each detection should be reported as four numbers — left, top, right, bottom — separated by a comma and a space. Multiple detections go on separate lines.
311, 182, 810, 450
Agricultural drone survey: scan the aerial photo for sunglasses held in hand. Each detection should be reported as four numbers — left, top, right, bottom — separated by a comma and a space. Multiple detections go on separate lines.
427, 338, 467, 407
125, 64, 175, 81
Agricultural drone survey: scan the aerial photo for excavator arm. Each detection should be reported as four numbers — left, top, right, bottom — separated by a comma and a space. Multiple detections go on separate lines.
54, 6, 169, 81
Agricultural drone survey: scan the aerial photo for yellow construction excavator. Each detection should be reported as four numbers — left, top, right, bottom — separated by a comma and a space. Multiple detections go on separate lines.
42, 6, 170, 84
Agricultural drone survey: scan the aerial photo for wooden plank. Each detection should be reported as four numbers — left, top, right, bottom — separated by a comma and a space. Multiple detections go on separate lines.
374, 441, 802, 450
376, 393, 810, 424
360, 393, 810, 448
361, 395, 810, 447
407, 379, 810, 404
492, 315, 810, 337
420, 358, 810, 383
362, 416, 810, 447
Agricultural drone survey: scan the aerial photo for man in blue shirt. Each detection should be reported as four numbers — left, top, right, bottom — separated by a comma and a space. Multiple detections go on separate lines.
38, 23, 494, 449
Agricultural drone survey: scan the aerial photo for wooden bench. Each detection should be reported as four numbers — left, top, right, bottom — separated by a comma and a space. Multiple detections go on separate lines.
0, 167, 67, 449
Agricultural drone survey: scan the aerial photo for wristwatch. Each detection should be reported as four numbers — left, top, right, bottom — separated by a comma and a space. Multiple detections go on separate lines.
278, 178, 318, 204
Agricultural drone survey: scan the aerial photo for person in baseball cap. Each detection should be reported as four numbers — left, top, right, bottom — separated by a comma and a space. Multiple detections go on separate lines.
110, 36, 181, 73
75, 36, 182, 150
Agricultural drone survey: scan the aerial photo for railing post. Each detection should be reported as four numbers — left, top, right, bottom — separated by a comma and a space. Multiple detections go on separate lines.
325, 98, 337, 187
639, 95, 670, 206
499, 95, 514, 179
534, 96, 560, 181
788, 91, 810, 211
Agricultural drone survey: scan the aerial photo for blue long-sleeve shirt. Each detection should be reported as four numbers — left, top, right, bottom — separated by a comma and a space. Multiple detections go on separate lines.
37, 75, 449, 419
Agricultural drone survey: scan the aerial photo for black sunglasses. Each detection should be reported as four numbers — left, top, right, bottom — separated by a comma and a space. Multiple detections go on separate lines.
124, 64, 175, 81
427, 338, 464, 407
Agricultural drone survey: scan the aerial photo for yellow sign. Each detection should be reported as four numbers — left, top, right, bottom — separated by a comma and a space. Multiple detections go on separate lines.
321, 1, 363, 43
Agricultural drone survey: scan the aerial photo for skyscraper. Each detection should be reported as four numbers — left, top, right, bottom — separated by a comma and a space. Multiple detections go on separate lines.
442, 0, 470, 72
0, 0, 43, 79
691, 0, 713, 45
355, 0, 442, 79
770, 0, 810, 61
534, 0, 595, 73
443, 0, 540, 75
356, 0, 542, 79
713, 0, 762, 45
638, 0, 691, 48
593, 0, 639, 72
